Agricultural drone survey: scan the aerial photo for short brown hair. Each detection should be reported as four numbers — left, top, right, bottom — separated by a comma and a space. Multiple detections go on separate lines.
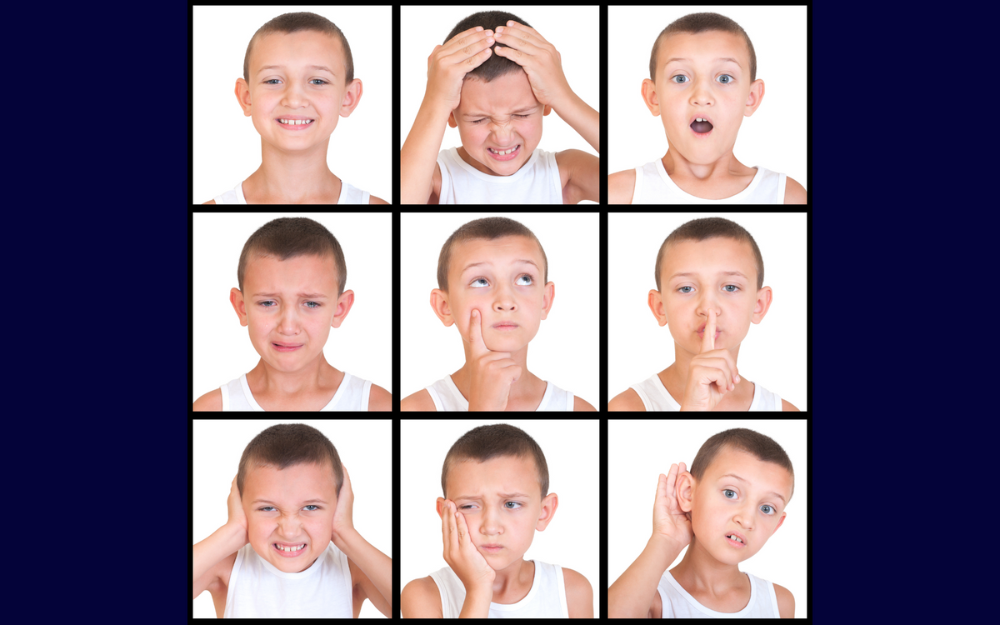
442, 424, 549, 498
244, 12, 354, 85
655, 217, 764, 291
444, 11, 531, 83
238, 217, 347, 296
237, 423, 344, 497
437, 217, 548, 291
690, 428, 793, 499
649, 12, 757, 83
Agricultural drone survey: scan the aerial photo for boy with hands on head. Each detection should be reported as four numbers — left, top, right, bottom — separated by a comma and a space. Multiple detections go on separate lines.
401, 11, 599, 204
192, 424, 392, 618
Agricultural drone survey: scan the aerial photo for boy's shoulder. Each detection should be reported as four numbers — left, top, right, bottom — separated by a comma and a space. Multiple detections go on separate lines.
401, 388, 436, 412
608, 168, 637, 205
773, 582, 795, 618
368, 383, 393, 411
573, 395, 597, 412
608, 387, 644, 412
783, 175, 807, 204
193, 388, 223, 412
554, 149, 599, 204
401, 574, 443, 618
780, 398, 799, 412
561, 566, 594, 618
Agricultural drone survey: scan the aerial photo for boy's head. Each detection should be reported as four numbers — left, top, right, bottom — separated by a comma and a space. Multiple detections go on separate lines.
642, 12, 764, 165
236, 12, 362, 154
649, 217, 771, 355
438, 424, 558, 569
230, 217, 354, 373
444, 11, 552, 177
431, 217, 554, 354
677, 428, 793, 565
237, 424, 344, 572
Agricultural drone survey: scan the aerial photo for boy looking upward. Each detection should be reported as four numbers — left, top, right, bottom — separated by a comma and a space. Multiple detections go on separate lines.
193, 217, 391, 411
206, 12, 387, 204
401, 11, 599, 204
608, 428, 795, 618
192, 424, 392, 618
609, 12, 806, 204
401, 424, 593, 617
401, 217, 595, 411
609, 217, 799, 411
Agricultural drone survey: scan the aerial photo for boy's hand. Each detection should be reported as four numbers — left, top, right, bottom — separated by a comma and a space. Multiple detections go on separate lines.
226, 476, 249, 548
681, 310, 740, 410
441, 500, 495, 593
652, 464, 693, 550
331, 465, 355, 543
427, 27, 496, 112
467, 309, 522, 411
493, 21, 573, 110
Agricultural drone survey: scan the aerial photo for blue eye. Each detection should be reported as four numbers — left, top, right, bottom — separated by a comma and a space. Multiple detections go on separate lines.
717, 74, 734, 84
723, 285, 739, 293
264, 79, 280, 85
723, 489, 737, 499
303, 505, 320, 511
504, 501, 523, 509
678, 286, 693, 294
760, 504, 774, 515
310, 79, 327, 85
515, 274, 533, 286
671, 75, 688, 84
259, 301, 276, 308
304, 301, 321, 308
470, 278, 489, 288
258, 506, 276, 512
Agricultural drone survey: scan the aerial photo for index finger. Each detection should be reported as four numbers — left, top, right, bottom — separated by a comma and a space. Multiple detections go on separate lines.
469, 309, 489, 356
499, 21, 548, 44
702, 309, 716, 353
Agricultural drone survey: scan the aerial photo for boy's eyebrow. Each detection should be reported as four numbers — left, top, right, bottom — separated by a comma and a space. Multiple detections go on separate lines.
454, 492, 531, 500
669, 270, 749, 281
665, 57, 742, 67
251, 292, 330, 298
462, 259, 539, 274
256, 64, 337, 76
250, 498, 329, 505
719, 474, 786, 504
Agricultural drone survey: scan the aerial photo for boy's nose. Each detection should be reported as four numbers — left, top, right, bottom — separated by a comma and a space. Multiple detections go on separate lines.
278, 309, 301, 334
281, 81, 308, 108
690, 81, 715, 107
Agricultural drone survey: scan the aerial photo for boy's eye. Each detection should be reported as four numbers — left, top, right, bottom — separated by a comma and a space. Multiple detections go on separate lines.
263, 79, 280, 85
723, 489, 737, 499
303, 505, 320, 511
504, 501, 523, 510
259, 300, 276, 308
470, 278, 489, 288
760, 504, 774, 515
723, 285, 739, 293
258, 506, 276, 512
304, 301, 321, 308
677, 286, 694, 294
471, 118, 487, 125
459, 504, 476, 510
515, 274, 533, 286
513, 114, 530, 119
671, 75, 688, 84
717, 74, 734, 84
310, 79, 327, 85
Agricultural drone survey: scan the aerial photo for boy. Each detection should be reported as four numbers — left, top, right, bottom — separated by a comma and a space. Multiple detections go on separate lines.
401, 423, 593, 617
205, 12, 387, 204
608, 428, 795, 618
609, 12, 807, 204
609, 217, 799, 411
193, 217, 391, 411
192, 423, 392, 617
400, 217, 595, 411
400, 10, 599, 204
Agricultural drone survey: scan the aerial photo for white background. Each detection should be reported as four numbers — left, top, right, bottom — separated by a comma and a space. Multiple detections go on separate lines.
609, 212, 808, 410
192, 419, 392, 618
193, 6, 392, 204
608, 419, 807, 618
401, 419, 599, 616
400, 212, 600, 409
192, 212, 393, 403
608, 5, 808, 187
399, 4, 600, 201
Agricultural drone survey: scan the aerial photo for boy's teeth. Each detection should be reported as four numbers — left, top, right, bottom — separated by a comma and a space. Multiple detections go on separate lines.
728, 534, 743, 543
490, 146, 517, 155
696, 118, 707, 122
277, 543, 306, 551
280, 119, 312, 125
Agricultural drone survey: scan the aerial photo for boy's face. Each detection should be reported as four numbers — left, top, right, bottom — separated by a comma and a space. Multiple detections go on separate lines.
242, 461, 338, 573
651, 237, 771, 356
438, 454, 557, 570
645, 30, 763, 165
432, 235, 554, 354
237, 31, 361, 153
448, 72, 551, 176
682, 446, 792, 565
230, 253, 353, 373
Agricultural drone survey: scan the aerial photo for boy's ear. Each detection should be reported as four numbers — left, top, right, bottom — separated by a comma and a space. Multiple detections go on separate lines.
235, 78, 253, 117
331, 289, 355, 329
676, 471, 695, 513
430, 289, 454, 327
773, 511, 787, 533
339, 78, 363, 118
648, 290, 668, 327
539, 282, 555, 320
535, 493, 559, 531
542, 104, 552, 117
743, 79, 765, 117
436, 497, 447, 518
230, 288, 249, 326
447, 111, 459, 128
751, 286, 773, 324
641, 78, 660, 117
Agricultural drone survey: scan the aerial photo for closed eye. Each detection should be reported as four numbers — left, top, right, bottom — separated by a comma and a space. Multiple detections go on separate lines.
471, 114, 531, 125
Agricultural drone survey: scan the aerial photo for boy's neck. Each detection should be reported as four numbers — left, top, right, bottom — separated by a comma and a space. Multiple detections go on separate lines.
243, 139, 341, 203
451, 343, 547, 410
661, 148, 757, 197
487, 557, 536, 604
670, 536, 746, 594
246, 353, 342, 400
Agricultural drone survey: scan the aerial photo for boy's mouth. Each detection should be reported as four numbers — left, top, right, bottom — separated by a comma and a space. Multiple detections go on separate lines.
273, 542, 308, 557
479, 544, 504, 554
725, 532, 746, 547
277, 117, 315, 130
491, 322, 519, 331
487, 144, 521, 161
272, 342, 303, 352
689, 116, 714, 135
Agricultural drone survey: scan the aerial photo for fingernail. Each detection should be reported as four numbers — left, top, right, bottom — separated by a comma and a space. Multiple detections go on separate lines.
487, 37, 494, 44
507, 20, 513, 26
496, 26, 503, 33
495, 32, 502, 38
476, 26, 483, 31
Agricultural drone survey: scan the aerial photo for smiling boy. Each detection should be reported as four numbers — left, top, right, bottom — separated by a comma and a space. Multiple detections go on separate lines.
192, 424, 392, 618
401, 217, 595, 411
206, 12, 387, 204
609, 428, 795, 618
401, 11, 599, 204
401, 424, 593, 617
609, 12, 806, 204
193, 217, 391, 411
609, 217, 798, 411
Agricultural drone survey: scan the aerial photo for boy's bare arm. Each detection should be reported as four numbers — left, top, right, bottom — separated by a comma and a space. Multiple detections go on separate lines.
401, 27, 496, 204
193, 477, 248, 598
332, 466, 393, 617
608, 465, 691, 618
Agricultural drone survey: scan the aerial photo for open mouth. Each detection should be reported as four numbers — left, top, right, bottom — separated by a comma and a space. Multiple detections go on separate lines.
273, 542, 307, 556
487, 144, 520, 161
277, 118, 315, 130
725, 533, 746, 547
690, 117, 714, 135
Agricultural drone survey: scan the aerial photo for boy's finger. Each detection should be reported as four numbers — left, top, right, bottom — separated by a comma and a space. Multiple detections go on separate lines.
702, 309, 716, 353
469, 309, 489, 356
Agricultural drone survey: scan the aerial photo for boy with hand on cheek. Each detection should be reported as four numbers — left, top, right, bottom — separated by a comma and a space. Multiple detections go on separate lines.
401, 11, 599, 204
608, 428, 795, 618
192, 424, 392, 618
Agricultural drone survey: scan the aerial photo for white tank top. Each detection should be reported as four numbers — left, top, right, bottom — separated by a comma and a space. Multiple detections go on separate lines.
223, 542, 353, 618
429, 561, 569, 618
212, 180, 371, 204
437, 147, 563, 204
658, 570, 779, 618
220, 372, 372, 411
424, 375, 574, 412
632, 159, 786, 204
629, 374, 781, 411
